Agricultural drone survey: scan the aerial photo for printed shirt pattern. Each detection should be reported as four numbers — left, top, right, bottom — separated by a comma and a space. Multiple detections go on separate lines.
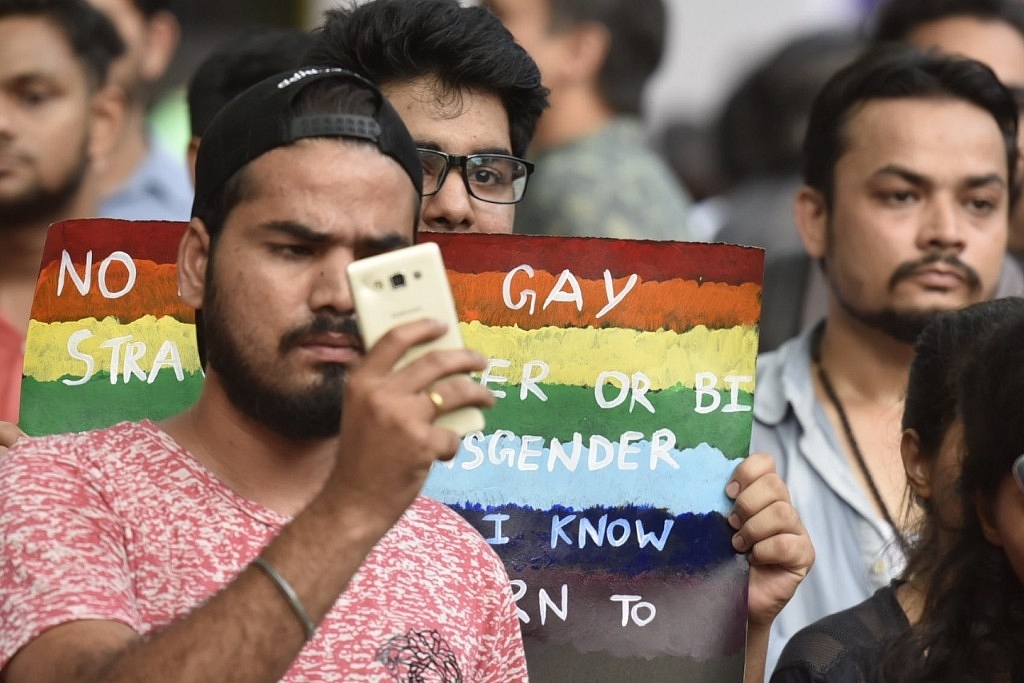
0, 421, 527, 682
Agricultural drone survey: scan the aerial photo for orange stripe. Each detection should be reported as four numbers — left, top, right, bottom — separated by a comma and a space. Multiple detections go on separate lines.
450, 271, 760, 332
31, 259, 194, 324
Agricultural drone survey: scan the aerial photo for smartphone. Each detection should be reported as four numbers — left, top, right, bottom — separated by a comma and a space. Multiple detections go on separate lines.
346, 242, 485, 436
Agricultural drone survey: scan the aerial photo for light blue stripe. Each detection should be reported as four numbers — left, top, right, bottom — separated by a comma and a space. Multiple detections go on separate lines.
423, 431, 737, 516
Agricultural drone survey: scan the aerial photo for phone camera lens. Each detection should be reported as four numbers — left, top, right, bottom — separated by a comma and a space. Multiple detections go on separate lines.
390, 273, 406, 288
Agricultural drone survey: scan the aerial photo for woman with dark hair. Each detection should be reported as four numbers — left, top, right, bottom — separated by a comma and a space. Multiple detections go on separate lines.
880, 302, 1024, 683
772, 297, 1024, 683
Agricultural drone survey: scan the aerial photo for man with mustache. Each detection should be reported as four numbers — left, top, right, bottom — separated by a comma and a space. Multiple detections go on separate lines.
0, 66, 520, 682
0, 64, 812, 683
753, 45, 1018, 675
0, 0, 124, 425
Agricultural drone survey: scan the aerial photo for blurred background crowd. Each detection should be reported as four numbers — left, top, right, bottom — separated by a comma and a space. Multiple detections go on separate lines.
158, 0, 879, 197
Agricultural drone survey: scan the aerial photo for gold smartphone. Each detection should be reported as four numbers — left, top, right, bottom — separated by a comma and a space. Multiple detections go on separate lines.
346, 242, 485, 436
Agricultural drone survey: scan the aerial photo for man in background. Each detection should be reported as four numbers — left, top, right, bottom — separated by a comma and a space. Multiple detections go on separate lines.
0, 0, 124, 423
758, 0, 1024, 353
88, 0, 192, 220
755, 46, 1018, 673
305, 0, 549, 235
486, 0, 693, 240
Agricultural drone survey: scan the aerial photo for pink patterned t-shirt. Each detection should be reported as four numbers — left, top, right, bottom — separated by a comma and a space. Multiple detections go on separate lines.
0, 421, 528, 682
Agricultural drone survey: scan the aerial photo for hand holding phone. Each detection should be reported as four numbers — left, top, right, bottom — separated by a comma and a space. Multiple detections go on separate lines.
346, 242, 486, 436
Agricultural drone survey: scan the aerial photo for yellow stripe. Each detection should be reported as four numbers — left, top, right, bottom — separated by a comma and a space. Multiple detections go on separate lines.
24, 317, 757, 391
460, 321, 757, 391
24, 316, 202, 381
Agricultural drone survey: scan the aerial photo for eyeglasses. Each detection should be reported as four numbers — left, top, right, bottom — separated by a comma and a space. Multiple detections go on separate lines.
417, 148, 534, 204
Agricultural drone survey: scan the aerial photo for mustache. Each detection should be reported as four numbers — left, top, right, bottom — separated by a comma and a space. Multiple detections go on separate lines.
279, 314, 362, 354
888, 253, 981, 292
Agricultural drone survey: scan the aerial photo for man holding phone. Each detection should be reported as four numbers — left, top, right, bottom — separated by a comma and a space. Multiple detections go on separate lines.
0, 63, 812, 683
0, 67, 518, 682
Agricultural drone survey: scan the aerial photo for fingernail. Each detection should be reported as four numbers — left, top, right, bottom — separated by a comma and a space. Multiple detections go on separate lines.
725, 481, 740, 498
732, 533, 745, 551
728, 512, 740, 529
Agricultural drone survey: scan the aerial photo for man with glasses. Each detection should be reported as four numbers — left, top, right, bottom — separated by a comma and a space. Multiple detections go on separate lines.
304, 0, 549, 234
418, 149, 533, 207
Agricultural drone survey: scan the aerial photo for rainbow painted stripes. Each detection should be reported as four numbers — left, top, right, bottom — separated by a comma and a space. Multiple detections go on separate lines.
420, 233, 762, 680
20, 220, 200, 435
22, 224, 763, 681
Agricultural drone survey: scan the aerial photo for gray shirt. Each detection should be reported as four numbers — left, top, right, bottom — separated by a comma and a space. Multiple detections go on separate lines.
99, 140, 193, 222
752, 323, 905, 678
514, 117, 693, 241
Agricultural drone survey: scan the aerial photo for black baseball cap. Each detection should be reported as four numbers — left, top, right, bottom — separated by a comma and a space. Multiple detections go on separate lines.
191, 66, 423, 220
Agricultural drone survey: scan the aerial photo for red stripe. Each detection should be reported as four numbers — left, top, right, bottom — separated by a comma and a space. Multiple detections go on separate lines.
39, 219, 188, 269
423, 233, 764, 285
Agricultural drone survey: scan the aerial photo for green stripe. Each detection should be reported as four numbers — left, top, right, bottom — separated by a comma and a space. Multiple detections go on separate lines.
484, 383, 753, 460
19, 376, 754, 460
20, 372, 202, 436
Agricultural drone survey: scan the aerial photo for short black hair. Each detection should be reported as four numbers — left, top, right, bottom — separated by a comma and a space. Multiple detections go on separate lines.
549, 0, 666, 116
188, 27, 314, 138
870, 0, 1024, 44
802, 44, 1019, 208
304, 0, 548, 158
0, 0, 125, 90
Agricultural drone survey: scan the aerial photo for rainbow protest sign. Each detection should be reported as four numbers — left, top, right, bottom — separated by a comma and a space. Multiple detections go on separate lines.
22, 223, 762, 681
19, 219, 199, 435
420, 233, 762, 682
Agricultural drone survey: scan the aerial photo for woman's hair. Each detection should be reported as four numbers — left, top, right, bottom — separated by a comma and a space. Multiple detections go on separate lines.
882, 299, 1024, 683
898, 298, 1024, 583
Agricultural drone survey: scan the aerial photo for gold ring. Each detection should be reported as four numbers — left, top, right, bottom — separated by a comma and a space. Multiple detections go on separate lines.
427, 390, 445, 414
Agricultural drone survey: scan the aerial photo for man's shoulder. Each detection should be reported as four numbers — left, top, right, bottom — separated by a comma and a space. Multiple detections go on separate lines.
99, 142, 193, 222
404, 497, 490, 545
7, 420, 151, 449
400, 498, 507, 571
1, 421, 165, 478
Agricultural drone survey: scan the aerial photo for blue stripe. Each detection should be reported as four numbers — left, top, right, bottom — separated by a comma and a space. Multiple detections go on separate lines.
445, 502, 737, 576
424, 433, 737, 516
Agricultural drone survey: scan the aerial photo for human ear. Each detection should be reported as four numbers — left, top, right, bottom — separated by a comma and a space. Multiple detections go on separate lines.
86, 84, 128, 173
140, 10, 180, 82
975, 487, 1005, 547
186, 137, 200, 186
177, 218, 210, 310
793, 185, 829, 260
901, 429, 933, 501
565, 21, 610, 83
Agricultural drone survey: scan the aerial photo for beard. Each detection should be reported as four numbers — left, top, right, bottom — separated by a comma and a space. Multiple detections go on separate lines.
832, 297, 940, 344
827, 252, 984, 344
0, 142, 89, 228
201, 266, 360, 442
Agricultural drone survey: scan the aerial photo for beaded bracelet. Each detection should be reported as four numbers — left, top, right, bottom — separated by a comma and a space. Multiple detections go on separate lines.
252, 557, 317, 641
